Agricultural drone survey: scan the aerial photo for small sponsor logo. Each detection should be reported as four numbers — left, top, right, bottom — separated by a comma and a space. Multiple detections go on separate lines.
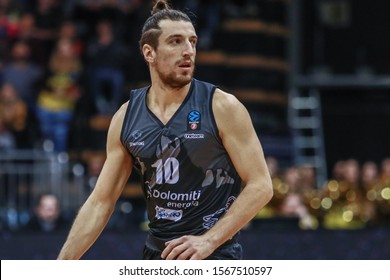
128, 130, 144, 148
151, 189, 201, 201
129, 141, 144, 147
155, 206, 183, 221
184, 133, 204, 139
187, 110, 201, 130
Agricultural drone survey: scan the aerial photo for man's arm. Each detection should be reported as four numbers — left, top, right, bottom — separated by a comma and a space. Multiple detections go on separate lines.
57, 103, 133, 259
162, 89, 273, 260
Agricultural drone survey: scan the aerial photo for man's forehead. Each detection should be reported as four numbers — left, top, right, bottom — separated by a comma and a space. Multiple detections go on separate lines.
159, 19, 196, 37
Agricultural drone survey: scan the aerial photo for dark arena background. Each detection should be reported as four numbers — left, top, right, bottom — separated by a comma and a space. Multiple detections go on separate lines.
1, 0, 390, 259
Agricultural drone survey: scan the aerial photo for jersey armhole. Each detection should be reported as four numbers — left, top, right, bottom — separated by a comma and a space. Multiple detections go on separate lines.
209, 86, 224, 146
120, 90, 133, 149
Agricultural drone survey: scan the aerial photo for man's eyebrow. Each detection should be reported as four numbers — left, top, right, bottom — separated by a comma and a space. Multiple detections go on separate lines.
166, 34, 182, 40
166, 34, 198, 40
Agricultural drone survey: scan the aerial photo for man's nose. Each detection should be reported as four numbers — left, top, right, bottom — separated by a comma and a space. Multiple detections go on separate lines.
183, 40, 195, 56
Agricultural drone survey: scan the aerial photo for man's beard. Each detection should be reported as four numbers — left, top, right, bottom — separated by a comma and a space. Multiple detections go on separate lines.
157, 65, 195, 89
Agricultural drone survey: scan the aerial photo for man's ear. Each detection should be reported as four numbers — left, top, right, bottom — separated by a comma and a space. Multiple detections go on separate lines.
142, 44, 155, 64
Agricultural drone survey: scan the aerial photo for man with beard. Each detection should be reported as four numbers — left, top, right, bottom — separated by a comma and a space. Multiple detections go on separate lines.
58, 0, 273, 260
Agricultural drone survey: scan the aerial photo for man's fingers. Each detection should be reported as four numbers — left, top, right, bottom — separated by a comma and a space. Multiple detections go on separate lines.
161, 236, 206, 260
163, 243, 188, 260
161, 238, 182, 259
176, 247, 196, 260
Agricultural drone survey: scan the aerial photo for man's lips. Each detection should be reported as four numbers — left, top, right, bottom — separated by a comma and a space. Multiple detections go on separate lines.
178, 61, 192, 68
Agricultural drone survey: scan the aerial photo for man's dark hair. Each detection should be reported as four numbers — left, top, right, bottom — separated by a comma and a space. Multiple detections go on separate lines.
139, 0, 193, 52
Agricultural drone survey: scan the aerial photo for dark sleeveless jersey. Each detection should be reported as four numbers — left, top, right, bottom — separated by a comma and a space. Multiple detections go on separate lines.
121, 78, 242, 240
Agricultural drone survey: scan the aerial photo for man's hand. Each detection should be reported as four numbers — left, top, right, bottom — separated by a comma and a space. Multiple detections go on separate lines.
161, 235, 216, 260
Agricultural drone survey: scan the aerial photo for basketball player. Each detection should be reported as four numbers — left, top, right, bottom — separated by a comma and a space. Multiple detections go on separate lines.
58, 0, 273, 260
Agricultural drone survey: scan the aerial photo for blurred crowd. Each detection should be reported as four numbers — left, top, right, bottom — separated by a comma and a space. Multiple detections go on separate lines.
0, 0, 265, 153
0, 0, 227, 153
256, 157, 390, 230
0, 0, 168, 153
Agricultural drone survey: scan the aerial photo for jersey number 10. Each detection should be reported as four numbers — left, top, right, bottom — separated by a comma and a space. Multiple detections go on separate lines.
151, 158, 180, 184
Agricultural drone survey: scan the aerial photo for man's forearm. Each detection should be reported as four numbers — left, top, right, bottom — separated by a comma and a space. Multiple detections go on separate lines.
203, 181, 273, 249
57, 198, 114, 260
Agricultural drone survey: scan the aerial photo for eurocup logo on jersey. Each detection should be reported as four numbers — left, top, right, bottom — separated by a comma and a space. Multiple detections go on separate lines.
187, 110, 201, 130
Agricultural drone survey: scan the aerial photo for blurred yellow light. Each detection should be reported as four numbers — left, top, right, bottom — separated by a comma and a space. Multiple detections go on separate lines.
310, 197, 321, 209
342, 210, 353, 222
381, 187, 390, 200
321, 197, 333, 209
327, 180, 339, 192
278, 183, 289, 195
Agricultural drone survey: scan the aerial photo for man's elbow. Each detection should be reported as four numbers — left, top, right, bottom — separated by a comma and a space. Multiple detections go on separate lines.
264, 184, 273, 204
259, 177, 273, 204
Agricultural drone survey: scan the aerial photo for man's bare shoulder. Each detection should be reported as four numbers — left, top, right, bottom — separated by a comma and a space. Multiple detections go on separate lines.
116, 101, 130, 119
110, 101, 129, 127
212, 88, 253, 140
104, 101, 129, 140
213, 88, 246, 116
105, 101, 130, 151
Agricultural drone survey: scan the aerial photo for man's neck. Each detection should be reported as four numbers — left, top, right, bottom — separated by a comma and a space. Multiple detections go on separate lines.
147, 81, 191, 124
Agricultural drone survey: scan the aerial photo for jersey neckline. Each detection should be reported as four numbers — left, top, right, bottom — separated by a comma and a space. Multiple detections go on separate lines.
144, 79, 195, 128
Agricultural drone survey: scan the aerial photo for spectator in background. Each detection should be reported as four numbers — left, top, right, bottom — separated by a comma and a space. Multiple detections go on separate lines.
28, 0, 63, 67
321, 159, 369, 229
297, 164, 322, 222
0, 115, 15, 150
279, 192, 318, 229
361, 161, 380, 191
85, 19, 127, 115
24, 192, 69, 233
282, 166, 300, 193
255, 160, 318, 229
58, 20, 85, 58
36, 38, 82, 152
277, 166, 318, 229
0, 0, 24, 59
0, 39, 43, 112
14, 12, 48, 68
330, 160, 345, 181
298, 164, 317, 191
0, 83, 31, 148
360, 160, 381, 226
